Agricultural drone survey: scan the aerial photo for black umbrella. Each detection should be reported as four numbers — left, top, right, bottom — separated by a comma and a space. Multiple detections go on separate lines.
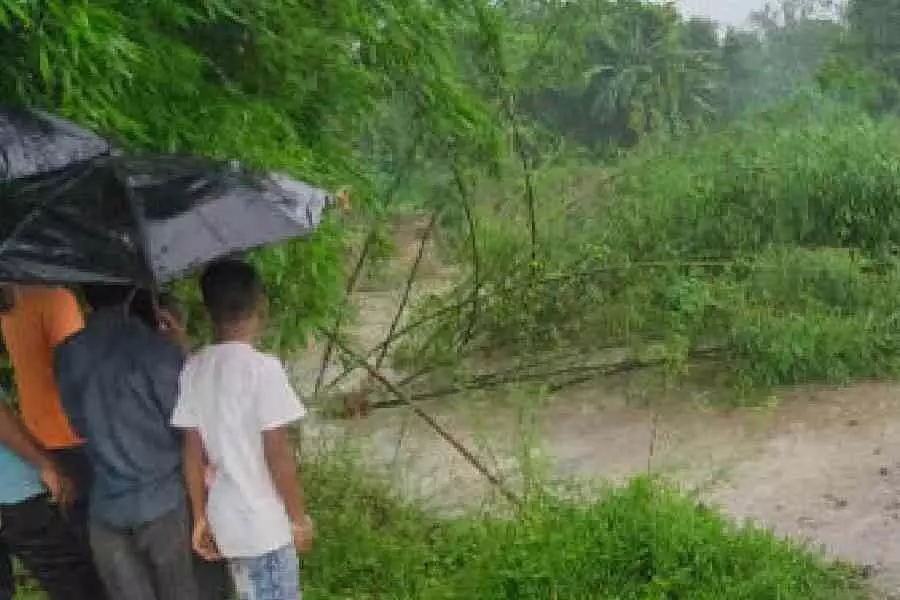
1, 106, 111, 180
0, 154, 334, 285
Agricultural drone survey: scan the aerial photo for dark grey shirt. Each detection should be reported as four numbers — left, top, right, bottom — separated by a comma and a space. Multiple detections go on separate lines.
55, 308, 185, 529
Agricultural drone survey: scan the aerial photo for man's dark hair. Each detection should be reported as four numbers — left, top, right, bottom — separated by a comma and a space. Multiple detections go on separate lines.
200, 259, 263, 325
82, 285, 160, 329
82, 284, 134, 311
0, 285, 15, 315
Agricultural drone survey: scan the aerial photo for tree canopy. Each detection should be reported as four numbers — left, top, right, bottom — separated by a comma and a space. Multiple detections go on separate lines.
3, 0, 900, 350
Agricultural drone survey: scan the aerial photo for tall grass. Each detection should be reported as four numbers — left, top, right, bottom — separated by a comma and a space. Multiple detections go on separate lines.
609, 101, 900, 260
400, 99, 900, 393
300, 456, 863, 599
12, 455, 867, 599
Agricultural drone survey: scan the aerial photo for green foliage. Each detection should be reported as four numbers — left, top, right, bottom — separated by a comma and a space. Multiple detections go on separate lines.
493, 0, 843, 151
818, 0, 900, 115
298, 457, 862, 599
845, 0, 900, 82
720, 1, 841, 119
509, 0, 721, 149
0, 0, 502, 349
610, 101, 900, 258
403, 101, 900, 393
13, 456, 864, 599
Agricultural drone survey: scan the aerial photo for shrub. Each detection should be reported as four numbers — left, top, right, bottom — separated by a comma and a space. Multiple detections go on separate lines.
609, 101, 900, 260
13, 458, 865, 599
402, 101, 900, 392
299, 456, 863, 599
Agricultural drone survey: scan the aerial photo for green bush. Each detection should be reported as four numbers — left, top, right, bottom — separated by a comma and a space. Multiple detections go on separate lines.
402, 101, 900, 392
14, 457, 863, 599
609, 101, 900, 260
299, 457, 863, 600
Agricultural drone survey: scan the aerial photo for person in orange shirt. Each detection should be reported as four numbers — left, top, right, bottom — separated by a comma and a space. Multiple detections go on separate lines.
1, 285, 84, 452
0, 285, 93, 514
0, 284, 106, 600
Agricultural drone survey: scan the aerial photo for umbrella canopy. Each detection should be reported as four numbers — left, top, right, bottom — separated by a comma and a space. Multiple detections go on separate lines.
0, 154, 334, 285
1, 106, 111, 180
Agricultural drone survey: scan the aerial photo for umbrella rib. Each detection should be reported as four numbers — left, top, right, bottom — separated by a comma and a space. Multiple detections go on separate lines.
0, 207, 43, 257
113, 160, 158, 285
195, 203, 230, 248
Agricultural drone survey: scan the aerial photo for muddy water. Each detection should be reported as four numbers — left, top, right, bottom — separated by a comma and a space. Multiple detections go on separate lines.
294, 223, 900, 596
304, 377, 900, 595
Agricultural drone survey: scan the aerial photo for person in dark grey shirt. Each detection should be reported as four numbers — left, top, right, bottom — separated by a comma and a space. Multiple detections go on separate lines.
54, 286, 226, 600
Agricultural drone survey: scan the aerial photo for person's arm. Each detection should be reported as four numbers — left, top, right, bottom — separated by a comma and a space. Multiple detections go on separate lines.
262, 427, 305, 524
42, 288, 84, 348
0, 402, 50, 468
257, 357, 312, 551
182, 428, 219, 560
0, 403, 71, 504
182, 428, 208, 525
262, 427, 312, 552
149, 340, 186, 419
157, 308, 191, 357
171, 371, 218, 559
53, 344, 86, 439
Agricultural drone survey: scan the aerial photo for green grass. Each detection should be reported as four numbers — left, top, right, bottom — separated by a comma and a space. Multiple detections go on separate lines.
396, 99, 900, 395
11, 455, 867, 599
300, 457, 865, 600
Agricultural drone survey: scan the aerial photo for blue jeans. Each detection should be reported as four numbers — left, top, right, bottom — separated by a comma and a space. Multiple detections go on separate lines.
229, 545, 300, 600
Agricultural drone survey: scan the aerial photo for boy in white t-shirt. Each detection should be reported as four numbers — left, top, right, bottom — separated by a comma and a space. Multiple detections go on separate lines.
171, 260, 314, 600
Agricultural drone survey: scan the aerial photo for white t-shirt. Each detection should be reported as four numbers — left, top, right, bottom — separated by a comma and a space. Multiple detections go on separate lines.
171, 342, 306, 558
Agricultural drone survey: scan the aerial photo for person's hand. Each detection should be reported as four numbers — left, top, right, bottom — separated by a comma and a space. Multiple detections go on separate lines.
39, 461, 74, 508
157, 308, 191, 353
291, 514, 315, 554
157, 308, 185, 337
192, 517, 221, 561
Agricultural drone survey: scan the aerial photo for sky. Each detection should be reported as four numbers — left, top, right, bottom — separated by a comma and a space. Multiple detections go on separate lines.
675, 0, 766, 26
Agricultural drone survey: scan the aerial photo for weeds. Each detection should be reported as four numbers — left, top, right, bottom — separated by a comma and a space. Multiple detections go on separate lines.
397, 100, 900, 396
10, 451, 867, 600
299, 455, 863, 599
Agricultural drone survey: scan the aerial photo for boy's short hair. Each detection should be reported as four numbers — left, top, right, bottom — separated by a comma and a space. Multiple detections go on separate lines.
200, 259, 263, 325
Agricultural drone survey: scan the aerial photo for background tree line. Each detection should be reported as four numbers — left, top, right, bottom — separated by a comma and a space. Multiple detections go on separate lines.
3, 0, 900, 348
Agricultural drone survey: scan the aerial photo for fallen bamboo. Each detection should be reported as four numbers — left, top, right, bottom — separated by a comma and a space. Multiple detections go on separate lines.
318, 327, 522, 508
314, 132, 425, 400
321, 290, 479, 393
361, 346, 725, 411
375, 210, 440, 369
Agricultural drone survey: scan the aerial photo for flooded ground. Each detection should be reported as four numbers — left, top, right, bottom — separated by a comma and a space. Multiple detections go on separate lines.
296, 219, 900, 597
305, 371, 900, 596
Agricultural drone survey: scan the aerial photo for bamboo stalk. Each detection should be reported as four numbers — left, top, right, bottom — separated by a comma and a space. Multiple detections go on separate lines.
375, 211, 440, 369
362, 347, 724, 410
321, 291, 478, 393
451, 164, 482, 347
313, 228, 377, 400
319, 327, 522, 508
313, 132, 424, 399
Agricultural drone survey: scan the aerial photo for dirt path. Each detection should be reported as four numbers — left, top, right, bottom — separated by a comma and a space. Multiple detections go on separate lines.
297, 218, 900, 597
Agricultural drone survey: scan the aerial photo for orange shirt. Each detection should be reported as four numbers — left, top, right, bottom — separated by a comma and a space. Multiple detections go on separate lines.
1, 286, 84, 449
